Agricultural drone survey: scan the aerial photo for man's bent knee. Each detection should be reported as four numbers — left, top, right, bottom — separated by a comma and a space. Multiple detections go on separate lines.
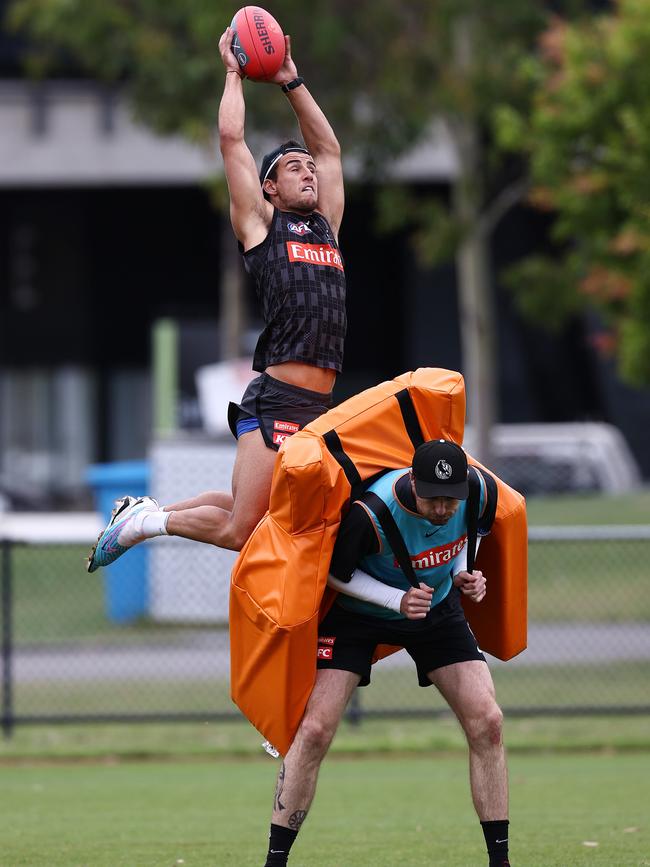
297, 714, 338, 759
463, 704, 504, 749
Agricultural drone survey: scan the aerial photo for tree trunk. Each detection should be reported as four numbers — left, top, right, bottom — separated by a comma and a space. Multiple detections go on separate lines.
218, 216, 245, 361
450, 15, 497, 466
451, 119, 497, 466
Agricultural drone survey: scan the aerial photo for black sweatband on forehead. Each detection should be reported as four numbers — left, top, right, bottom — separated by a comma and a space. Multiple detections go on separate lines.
259, 144, 312, 184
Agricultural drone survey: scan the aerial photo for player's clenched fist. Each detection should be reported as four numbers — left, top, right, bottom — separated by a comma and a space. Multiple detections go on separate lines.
453, 569, 487, 603
400, 582, 434, 619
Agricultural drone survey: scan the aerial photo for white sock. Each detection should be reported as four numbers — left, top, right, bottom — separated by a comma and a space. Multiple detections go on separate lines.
120, 507, 170, 545
140, 510, 170, 538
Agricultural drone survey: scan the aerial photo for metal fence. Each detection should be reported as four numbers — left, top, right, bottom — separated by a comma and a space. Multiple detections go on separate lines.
1, 523, 649, 736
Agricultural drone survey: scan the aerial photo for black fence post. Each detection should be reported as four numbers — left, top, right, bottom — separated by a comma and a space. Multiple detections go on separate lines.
1, 540, 14, 739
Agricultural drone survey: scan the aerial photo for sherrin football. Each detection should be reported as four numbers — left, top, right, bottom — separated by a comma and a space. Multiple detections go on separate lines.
230, 6, 285, 81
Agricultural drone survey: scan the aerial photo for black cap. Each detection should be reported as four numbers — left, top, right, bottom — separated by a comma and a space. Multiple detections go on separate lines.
259, 142, 311, 184
412, 439, 469, 500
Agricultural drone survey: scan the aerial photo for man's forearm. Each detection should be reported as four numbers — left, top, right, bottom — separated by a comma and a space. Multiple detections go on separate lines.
219, 72, 246, 147
285, 84, 340, 158
327, 569, 405, 613
453, 536, 481, 577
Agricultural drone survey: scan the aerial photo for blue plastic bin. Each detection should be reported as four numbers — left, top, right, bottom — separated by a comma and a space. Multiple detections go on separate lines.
86, 461, 150, 623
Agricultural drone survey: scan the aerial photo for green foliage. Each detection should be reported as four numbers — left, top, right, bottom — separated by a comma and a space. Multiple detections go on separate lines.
498, 0, 650, 385
376, 186, 460, 267
9, 0, 558, 232
501, 254, 582, 331
9, 0, 234, 140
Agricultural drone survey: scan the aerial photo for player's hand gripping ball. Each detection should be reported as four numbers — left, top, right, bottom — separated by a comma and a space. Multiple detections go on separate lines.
230, 6, 285, 81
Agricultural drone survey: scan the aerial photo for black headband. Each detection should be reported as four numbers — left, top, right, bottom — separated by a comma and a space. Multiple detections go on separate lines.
259, 144, 311, 184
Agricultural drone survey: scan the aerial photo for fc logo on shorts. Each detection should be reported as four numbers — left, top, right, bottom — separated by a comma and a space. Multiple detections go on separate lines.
317, 635, 335, 660
272, 419, 300, 446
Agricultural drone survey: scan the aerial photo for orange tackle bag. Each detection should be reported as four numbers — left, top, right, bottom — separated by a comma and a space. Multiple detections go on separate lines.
463, 458, 528, 661
229, 368, 527, 756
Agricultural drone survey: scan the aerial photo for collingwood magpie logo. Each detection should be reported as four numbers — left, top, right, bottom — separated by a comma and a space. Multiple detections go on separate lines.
435, 459, 453, 480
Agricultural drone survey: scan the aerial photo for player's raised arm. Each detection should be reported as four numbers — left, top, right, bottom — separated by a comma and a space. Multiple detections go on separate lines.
217, 27, 272, 250
267, 35, 344, 239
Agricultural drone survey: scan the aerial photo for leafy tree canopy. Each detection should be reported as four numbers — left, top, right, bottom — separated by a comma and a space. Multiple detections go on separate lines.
497, 0, 650, 385
9, 0, 549, 164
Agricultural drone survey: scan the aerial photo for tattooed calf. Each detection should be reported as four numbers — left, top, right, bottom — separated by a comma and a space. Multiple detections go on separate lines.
274, 761, 286, 812
288, 810, 307, 830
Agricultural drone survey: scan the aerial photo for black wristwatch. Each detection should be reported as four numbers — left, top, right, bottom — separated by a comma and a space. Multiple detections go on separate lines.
281, 77, 304, 93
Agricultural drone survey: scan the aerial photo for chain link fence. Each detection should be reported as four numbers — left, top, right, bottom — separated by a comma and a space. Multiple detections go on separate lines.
1, 521, 649, 735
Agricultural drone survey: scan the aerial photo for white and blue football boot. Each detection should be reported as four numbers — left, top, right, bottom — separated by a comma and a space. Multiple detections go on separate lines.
87, 495, 160, 573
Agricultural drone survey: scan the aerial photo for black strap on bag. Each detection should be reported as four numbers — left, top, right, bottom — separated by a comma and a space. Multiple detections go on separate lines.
466, 468, 481, 574
466, 466, 499, 573
394, 388, 425, 451
322, 429, 362, 491
358, 491, 419, 589
323, 388, 425, 501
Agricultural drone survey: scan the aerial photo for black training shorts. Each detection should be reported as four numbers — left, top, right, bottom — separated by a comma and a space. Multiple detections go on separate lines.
227, 372, 334, 452
317, 588, 485, 687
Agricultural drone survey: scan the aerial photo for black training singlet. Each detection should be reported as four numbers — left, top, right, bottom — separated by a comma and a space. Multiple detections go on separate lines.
241, 209, 347, 373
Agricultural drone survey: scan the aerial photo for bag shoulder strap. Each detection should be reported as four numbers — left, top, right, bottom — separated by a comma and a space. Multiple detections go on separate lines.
466, 465, 499, 573
466, 468, 481, 574
323, 388, 424, 501
357, 491, 419, 590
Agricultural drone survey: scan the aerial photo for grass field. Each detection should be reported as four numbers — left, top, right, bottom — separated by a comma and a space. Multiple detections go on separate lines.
1, 715, 650, 760
525, 490, 650, 525
1, 752, 648, 866
12, 659, 650, 718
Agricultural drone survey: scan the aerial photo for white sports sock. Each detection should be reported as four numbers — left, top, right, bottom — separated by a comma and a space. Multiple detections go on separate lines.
119, 506, 170, 545
140, 510, 170, 538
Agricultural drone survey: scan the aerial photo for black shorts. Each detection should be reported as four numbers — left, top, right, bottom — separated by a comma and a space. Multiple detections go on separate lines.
227, 372, 334, 452
317, 589, 485, 687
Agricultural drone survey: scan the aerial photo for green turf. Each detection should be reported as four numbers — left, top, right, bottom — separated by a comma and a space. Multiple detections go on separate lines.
1, 715, 649, 761
13, 677, 232, 716
525, 489, 650, 525
528, 538, 650, 621
12, 659, 649, 718
0, 753, 648, 866
366, 660, 650, 711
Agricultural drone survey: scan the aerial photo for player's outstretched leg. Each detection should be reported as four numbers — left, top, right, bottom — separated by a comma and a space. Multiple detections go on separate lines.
87, 495, 166, 573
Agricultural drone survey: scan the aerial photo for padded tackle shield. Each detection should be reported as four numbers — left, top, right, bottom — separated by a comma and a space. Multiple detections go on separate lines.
463, 459, 528, 661
229, 368, 527, 755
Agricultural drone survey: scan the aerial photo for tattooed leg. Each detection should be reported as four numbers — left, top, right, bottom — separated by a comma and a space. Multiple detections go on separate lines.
270, 669, 360, 828
287, 810, 307, 831
274, 762, 286, 813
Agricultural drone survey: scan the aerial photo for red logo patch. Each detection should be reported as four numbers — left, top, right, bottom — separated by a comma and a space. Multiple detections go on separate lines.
272, 419, 300, 446
317, 647, 333, 660
318, 636, 336, 646
394, 535, 467, 571
286, 241, 344, 271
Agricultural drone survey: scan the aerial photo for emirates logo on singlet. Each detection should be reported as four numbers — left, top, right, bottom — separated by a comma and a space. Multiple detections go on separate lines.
286, 241, 344, 271
394, 535, 468, 570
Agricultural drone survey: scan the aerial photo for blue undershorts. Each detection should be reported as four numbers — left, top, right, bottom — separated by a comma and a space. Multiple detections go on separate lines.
236, 416, 261, 437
